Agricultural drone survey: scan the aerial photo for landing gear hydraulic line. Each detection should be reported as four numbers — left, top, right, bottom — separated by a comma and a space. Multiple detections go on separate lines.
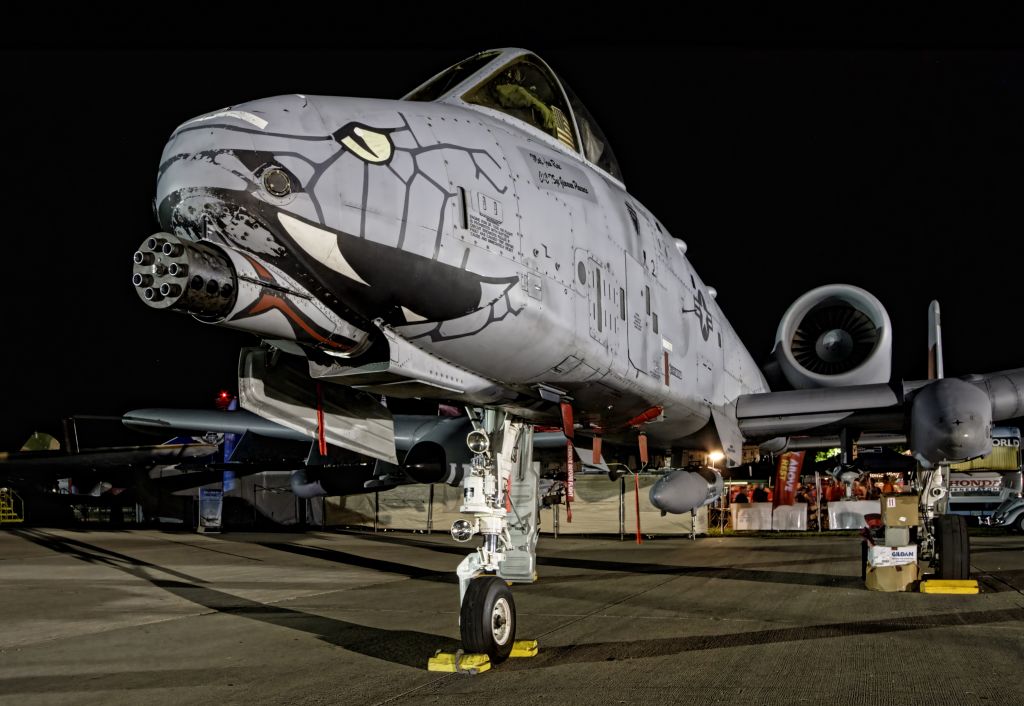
448, 409, 538, 663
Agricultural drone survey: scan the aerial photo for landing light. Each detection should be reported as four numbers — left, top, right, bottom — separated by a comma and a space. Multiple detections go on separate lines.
467, 430, 489, 454
451, 519, 475, 543
708, 451, 725, 463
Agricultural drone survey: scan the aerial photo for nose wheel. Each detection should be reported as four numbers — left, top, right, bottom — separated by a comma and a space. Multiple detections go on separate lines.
460, 576, 516, 662
934, 514, 970, 580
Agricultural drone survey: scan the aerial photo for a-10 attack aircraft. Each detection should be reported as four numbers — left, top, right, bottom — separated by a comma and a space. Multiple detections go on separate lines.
131, 47, 1024, 661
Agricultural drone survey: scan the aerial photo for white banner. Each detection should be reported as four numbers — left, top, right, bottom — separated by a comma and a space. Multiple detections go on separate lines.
828, 500, 881, 529
868, 545, 918, 567
198, 488, 223, 532
732, 502, 774, 530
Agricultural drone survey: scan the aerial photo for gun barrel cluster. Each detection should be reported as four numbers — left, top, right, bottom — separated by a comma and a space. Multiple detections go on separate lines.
131, 233, 237, 318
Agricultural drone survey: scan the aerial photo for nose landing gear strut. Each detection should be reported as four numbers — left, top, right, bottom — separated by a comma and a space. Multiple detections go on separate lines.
447, 409, 539, 665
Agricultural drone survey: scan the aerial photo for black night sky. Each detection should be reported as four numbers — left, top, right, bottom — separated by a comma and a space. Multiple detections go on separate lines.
3, 34, 1024, 450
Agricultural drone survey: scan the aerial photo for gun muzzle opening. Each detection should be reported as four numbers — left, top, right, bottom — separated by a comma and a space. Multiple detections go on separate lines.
132, 233, 237, 317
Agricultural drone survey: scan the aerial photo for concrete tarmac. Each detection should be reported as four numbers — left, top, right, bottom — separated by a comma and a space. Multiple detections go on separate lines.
0, 528, 1022, 705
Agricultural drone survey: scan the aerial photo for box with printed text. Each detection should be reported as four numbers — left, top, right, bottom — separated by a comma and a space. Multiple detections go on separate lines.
868, 544, 917, 567
881, 493, 919, 527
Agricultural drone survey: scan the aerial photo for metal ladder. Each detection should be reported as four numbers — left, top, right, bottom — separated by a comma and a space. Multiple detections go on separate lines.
0, 489, 24, 523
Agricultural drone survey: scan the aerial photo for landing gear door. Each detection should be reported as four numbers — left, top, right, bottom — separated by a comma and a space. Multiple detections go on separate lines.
574, 250, 607, 347
624, 253, 652, 378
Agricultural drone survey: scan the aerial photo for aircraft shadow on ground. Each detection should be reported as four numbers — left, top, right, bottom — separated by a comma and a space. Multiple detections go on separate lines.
974, 569, 1024, 593
255, 541, 626, 588
501, 605, 1024, 668
18, 530, 1023, 672
289, 531, 865, 590
13, 530, 457, 669
256, 541, 456, 583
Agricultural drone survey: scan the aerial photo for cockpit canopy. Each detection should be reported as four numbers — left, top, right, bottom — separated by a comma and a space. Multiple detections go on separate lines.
405, 49, 623, 183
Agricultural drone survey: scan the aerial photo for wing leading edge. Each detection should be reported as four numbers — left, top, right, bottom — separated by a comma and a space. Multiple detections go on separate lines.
736, 368, 1024, 467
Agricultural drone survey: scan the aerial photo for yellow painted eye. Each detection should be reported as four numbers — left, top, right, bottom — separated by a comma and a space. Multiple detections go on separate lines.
335, 124, 393, 164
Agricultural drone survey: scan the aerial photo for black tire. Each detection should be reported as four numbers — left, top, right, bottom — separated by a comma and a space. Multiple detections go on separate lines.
460, 576, 516, 662
1015, 514, 1024, 534
935, 514, 970, 580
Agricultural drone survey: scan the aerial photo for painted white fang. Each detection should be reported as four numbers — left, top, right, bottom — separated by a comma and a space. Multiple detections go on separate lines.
401, 306, 427, 323
278, 213, 370, 286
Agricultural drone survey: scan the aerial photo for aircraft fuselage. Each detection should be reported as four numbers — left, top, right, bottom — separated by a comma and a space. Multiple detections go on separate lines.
151, 79, 767, 452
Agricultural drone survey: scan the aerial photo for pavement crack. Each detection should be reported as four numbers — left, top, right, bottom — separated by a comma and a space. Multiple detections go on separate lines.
372, 673, 456, 705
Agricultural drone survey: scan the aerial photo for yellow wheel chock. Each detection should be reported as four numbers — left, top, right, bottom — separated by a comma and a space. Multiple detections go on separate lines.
510, 640, 539, 658
920, 579, 979, 594
427, 640, 538, 673
427, 649, 491, 674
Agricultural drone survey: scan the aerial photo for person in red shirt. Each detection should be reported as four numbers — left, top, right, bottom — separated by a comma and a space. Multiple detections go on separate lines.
827, 481, 844, 502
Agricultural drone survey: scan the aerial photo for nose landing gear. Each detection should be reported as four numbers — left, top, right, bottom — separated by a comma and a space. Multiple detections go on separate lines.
447, 410, 539, 666
918, 463, 971, 581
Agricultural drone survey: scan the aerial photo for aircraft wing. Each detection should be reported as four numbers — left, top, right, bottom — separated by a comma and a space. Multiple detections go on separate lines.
124, 408, 307, 441
736, 368, 1024, 466
736, 382, 904, 439
0, 443, 218, 471
0, 442, 219, 492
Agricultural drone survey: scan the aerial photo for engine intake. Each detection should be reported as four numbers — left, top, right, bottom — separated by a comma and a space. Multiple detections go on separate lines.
397, 416, 474, 486
774, 284, 891, 389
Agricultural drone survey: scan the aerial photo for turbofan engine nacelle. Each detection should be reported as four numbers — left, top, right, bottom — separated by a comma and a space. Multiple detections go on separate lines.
774, 284, 892, 390
398, 416, 474, 486
649, 468, 724, 515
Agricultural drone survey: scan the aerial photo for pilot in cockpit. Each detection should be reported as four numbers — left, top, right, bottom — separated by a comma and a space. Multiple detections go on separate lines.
478, 62, 576, 150
493, 66, 557, 133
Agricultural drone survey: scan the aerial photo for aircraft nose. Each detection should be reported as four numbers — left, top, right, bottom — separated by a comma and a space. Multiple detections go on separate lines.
152, 95, 502, 329
156, 94, 330, 239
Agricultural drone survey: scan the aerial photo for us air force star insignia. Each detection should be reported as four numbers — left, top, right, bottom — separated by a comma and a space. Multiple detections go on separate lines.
333, 123, 394, 164
695, 290, 713, 341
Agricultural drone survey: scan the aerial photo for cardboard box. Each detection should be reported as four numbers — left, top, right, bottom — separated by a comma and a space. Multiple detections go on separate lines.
868, 544, 917, 567
881, 494, 919, 527
865, 562, 919, 592
883, 526, 911, 547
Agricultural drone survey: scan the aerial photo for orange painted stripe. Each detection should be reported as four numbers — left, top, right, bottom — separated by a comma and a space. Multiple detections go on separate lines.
247, 293, 350, 350
241, 253, 277, 284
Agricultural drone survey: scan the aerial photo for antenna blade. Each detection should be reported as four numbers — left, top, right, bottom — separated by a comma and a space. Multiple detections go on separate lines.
928, 300, 944, 380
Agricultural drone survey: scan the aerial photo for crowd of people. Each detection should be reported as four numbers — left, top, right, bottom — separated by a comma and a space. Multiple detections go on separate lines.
722, 475, 906, 530
728, 475, 904, 506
